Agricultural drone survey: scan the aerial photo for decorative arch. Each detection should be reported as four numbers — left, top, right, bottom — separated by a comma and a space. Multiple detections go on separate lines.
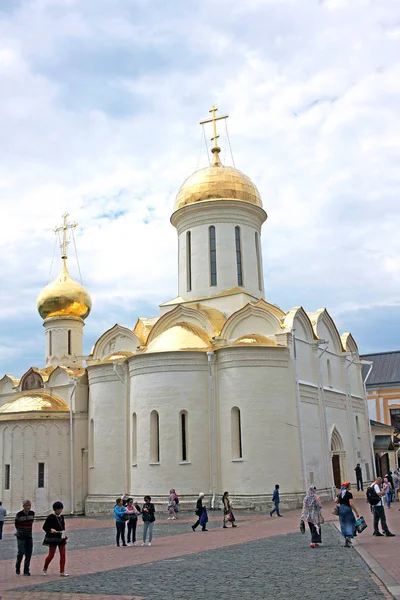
20, 368, 44, 391
308, 309, 344, 354
0, 375, 19, 395
146, 305, 215, 345
283, 307, 316, 342
252, 298, 286, 319
220, 303, 281, 342
92, 324, 140, 360
46, 366, 70, 387
331, 426, 346, 488
330, 426, 345, 453
341, 332, 359, 355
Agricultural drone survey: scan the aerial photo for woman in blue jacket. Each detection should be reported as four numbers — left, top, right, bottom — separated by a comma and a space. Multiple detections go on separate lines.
114, 498, 127, 547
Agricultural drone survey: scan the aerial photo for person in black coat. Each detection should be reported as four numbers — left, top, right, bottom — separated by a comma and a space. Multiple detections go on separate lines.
42, 501, 68, 576
141, 496, 156, 546
192, 493, 208, 531
354, 464, 363, 491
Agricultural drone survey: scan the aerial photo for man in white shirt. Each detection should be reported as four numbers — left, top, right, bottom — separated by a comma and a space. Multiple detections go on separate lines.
372, 477, 395, 537
0, 501, 7, 540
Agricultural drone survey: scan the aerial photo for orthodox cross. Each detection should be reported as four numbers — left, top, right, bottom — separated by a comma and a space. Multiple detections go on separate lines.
54, 212, 78, 260
199, 105, 229, 165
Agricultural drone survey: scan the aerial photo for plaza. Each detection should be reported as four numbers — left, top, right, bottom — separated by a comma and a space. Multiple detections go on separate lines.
1, 499, 399, 600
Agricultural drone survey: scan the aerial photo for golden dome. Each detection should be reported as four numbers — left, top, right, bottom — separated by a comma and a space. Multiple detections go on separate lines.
232, 334, 278, 347
146, 322, 211, 353
37, 261, 92, 320
173, 162, 263, 212
0, 391, 70, 417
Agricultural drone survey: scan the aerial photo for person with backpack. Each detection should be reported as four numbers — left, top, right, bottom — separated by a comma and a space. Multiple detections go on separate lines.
367, 477, 395, 537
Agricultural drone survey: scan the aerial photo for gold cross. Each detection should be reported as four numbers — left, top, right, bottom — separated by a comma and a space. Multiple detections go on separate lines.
200, 105, 229, 165
54, 212, 78, 260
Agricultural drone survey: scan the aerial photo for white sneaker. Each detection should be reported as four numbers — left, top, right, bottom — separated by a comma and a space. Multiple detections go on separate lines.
127, 542, 133, 546
148, 542, 152, 546
141, 542, 145, 546
167, 517, 171, 520
132, 542, 136, 546
60, 573, 70, 577
42, 570, 47, 576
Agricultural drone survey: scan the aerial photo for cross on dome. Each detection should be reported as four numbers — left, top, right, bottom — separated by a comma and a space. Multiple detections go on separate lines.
199, 105, 229, 166
54, 212, 78, 261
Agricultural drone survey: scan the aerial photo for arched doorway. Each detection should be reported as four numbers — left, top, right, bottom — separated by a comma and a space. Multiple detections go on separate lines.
331, 427, 346, 489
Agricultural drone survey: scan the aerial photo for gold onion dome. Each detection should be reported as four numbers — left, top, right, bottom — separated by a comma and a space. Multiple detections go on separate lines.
37, 261, 92, 320
174, 161, 263, 212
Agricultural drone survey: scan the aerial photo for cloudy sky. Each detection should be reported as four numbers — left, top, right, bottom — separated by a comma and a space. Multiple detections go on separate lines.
1, 0, 399, 376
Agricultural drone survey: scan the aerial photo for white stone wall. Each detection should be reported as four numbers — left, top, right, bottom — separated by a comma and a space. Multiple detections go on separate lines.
0, 418, 71, 515
44, 316, 84, 368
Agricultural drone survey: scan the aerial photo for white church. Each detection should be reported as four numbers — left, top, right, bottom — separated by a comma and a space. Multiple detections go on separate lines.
0, 108, 374, 515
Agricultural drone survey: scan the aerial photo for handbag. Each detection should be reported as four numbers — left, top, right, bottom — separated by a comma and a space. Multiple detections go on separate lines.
355, 516, 367, 534
331, 505, 339, 516
300, 520, 305, 534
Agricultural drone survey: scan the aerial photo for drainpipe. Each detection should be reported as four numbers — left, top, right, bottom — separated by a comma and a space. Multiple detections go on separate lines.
207, 351, 216, 510
361, 360, 376, 479
69, 377, 78, 515
345, 355, 359, 469
113, 362, 129, 496
292, 330, 308, 493
316, 341, 335, 499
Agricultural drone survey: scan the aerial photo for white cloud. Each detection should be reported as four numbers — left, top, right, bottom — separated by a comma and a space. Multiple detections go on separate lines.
0, 0, 399, 374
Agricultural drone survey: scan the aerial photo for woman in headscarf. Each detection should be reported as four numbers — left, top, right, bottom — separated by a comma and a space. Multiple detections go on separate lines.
335, 481, 359, 547
300, 487, 323, 548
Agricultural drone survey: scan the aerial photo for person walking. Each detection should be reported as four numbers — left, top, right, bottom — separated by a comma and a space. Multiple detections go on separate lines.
301, 487, 323, 548
114, 498, 127, 547
0, 501, 7, 541
392, 470, 399, 502
167, 490, 176, 520
354, 463, 363, 491
335, 482, 359, 547
42, 501, 69, 576
172, 489, 180, 519
270, 484, 282, 517
222, 491, 237, 528
383, 477, 392, 509
126, 498, 141, 546
192, 493, 208, 531
15, 499, 35, 576
369, 477, 396, 537
141, 495, 156, 546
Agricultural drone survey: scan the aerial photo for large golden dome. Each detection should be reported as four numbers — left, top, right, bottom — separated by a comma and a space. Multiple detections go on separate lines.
173, 162, 263, 212
37, 261, 92, 320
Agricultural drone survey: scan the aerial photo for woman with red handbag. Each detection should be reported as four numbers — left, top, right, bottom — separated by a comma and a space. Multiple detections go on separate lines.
222, 491, 237, 528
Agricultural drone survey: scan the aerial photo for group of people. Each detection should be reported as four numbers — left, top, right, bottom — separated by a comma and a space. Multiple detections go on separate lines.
355, 463, 400, 508
114, 495, 156, 547
300, 475, 397, 549
191, 491, 237, 531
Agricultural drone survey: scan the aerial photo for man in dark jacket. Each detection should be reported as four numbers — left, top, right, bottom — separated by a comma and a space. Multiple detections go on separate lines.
192, 493, 207, 531
270, 485, 282, 517
355, 464, 363, 491
15, 500, 35, 576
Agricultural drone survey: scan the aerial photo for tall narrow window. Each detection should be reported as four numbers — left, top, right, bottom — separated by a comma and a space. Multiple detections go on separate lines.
255, 232, 262, 291
5, 464, 10, 490
186, 231, 192, 292
231, 407, 243, 459
209, 226, 217, 286
180, 411, 188, 461
89, 419, 94, 466
235, 226, 243, 286
38, 462, 45, 488
67, 330, 72, 355
355, 415, 360, 437
132, 413, 137, 465
327, 359, 332, 388
49, 330, 52, 356
150, 410, 160, 463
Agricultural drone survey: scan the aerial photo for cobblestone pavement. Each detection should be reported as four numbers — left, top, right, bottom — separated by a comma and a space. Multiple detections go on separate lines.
6, 524, 390, 600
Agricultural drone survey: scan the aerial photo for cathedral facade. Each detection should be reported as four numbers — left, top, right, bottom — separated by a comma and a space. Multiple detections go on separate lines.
0, 113, 374, 515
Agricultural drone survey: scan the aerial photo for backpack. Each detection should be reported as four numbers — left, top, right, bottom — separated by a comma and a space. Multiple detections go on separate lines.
366, 485, 381, 506
174, 494, 179, 505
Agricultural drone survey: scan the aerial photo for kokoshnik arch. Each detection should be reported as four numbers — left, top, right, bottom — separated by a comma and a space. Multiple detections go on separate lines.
0, 107, 374, 514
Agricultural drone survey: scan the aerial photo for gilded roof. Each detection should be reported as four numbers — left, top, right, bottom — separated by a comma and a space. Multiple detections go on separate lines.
145, 322, 212, 353
189, 304, 226, 336
231, 334, 278, 347
102, 351, 135, 363
174, 164, 263, 212
37, 261, 92, 320
133, 317, 159, 345
0, 391, 70, 415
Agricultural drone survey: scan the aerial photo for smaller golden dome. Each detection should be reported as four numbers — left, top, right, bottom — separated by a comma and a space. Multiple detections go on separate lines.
37, 261, 92, 320
146, 322, 211, 353
0, 391, 70, 416
174, 163, 263, 212
232, 334, 278, 347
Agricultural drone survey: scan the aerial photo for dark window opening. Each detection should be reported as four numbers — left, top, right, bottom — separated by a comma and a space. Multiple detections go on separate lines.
38, 462, 45, 488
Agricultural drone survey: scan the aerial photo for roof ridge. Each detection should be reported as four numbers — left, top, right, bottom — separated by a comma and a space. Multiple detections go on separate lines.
361, 350, 400, 357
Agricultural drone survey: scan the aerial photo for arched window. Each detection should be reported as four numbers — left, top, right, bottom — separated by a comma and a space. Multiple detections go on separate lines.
89, 419, 94, 467
255, 232, 262, 291
150, 410, 160, 463
180, 410, 188, 461
355, 415, 360, 437
186, 231, 192, 292
132, 413, 137, 464
67, 330, 72, 355
231, 406, 243, 459
327, 359, 332, 388
49, 330, 52, 356
235, 226, 243, 286
209, 226, 217, 286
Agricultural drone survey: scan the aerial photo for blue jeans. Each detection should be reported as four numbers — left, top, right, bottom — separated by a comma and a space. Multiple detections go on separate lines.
270, 503, 280, 516
385, 492, 391, 508
142, 521, 154, 543
16, 537, 33, 574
